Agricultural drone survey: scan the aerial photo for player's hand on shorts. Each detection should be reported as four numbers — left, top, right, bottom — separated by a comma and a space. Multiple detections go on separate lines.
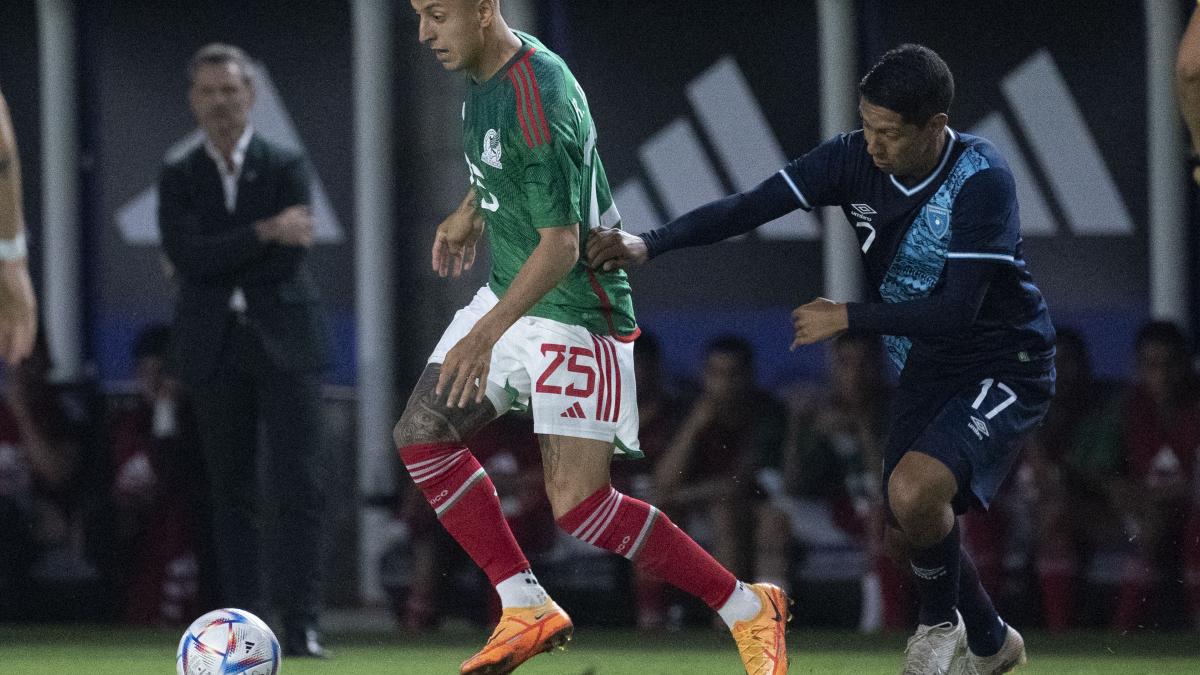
0, 259, 36, 364
586, 226, 648, 272
790, 297, 848, 349
432, 197, 485, 278
436, 329, 493, 408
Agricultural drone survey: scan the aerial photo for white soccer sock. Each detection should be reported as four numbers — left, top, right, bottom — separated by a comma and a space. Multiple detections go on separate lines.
717, 581, 763, 628
495, 569, 549, 608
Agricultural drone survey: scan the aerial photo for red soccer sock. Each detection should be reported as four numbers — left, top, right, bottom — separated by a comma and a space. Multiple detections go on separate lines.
556, 484, 737, 610
399, 442, 529, 586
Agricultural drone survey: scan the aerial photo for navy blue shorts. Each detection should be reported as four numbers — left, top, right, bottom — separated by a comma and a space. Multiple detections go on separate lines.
883, 366, 1055, 514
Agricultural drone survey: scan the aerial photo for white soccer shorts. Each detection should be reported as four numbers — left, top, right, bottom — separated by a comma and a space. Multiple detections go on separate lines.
428, 285, 643, 458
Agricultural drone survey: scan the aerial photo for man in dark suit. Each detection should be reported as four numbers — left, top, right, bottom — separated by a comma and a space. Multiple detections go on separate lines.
157, 43, 329, 658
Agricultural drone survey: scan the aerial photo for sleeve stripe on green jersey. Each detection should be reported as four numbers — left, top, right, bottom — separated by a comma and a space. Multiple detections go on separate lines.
507, 49, 551, 149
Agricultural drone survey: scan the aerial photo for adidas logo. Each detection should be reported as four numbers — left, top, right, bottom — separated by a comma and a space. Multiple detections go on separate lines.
613, 57, 819, 240
969, 49, 1133, 236
559, 402, 587, 419
615, 50, 1133, 240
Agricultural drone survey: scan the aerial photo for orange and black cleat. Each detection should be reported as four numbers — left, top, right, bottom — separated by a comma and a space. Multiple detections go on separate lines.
460, 598, 574, 674
731, 583, 791, 675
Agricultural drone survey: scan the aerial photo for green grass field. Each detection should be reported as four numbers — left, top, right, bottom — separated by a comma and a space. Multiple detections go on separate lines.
2, 625, 1198, 674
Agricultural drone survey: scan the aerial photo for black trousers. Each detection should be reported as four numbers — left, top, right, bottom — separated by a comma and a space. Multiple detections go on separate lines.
191, 318, 326, 626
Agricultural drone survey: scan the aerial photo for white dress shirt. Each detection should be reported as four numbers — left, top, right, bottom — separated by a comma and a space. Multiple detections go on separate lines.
203, 126, 254, 314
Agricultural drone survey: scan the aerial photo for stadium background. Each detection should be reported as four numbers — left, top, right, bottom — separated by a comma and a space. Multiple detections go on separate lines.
0, 0, 1172, 388
0, 0, 1198, 671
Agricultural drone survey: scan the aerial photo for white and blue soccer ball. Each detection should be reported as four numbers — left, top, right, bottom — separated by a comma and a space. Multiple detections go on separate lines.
177, 608, 281, 675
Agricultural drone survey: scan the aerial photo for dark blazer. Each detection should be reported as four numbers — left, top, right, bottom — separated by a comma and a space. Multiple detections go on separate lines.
157, 134, 329, 383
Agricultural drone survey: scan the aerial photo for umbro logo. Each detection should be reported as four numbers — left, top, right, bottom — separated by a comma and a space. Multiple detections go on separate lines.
482, 128, 503, 169
968, 416, 990, 440
850, 203, 876, 219
560, 402, 586, 419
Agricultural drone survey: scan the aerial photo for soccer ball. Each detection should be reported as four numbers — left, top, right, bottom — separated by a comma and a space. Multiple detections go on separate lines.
177, 608, 281, 675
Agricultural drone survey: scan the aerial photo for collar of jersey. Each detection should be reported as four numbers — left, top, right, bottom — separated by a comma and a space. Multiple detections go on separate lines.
888, 127, 958, 197
470, 37, 535, 95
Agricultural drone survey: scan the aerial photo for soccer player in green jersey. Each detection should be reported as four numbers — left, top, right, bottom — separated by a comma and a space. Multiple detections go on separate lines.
396, 2, 790, 673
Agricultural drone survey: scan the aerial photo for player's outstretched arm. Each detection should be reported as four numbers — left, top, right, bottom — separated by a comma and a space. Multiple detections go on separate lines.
0, 89, 37, 364
432, 189, 485, 278
588, 172, 798, 272
437, 223, 579, 408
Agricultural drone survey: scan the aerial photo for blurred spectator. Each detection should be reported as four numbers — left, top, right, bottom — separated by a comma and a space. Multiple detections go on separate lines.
157, 43, 331, 655
393, 413, 553, 631
994, 328, 1113, 632
108, 324, 214, 624
1092, 321, 1200, 631
755, 330, 901, 631
612, 333, 683, 498
612, 332, 685, 629
0, 333, 96, 620
654, 336, 786, 583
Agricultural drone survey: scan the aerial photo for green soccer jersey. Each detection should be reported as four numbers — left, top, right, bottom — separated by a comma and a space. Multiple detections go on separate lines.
461, 31, 637, 338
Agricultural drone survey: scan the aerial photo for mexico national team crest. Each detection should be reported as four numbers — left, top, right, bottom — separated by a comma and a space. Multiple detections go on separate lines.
482, 129, 503, 169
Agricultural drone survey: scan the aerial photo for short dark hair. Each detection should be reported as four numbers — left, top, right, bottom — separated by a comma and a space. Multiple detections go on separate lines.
706, 335, 754, 370
188, 43, 255, 87
859, 43, 954, 126
1053, 327, 1087, 357
133, 324, 172, 360
1135, 320, 1191, 355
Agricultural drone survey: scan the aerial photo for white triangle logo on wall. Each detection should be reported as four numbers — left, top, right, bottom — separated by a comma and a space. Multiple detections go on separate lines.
115, 64, 344, 246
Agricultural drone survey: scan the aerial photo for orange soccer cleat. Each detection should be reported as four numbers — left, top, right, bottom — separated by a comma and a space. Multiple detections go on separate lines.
731, 583, 791, 675
459, 598, 574, 675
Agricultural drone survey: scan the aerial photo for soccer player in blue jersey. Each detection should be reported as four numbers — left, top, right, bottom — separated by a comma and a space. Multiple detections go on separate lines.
588, 44, 1054, 675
